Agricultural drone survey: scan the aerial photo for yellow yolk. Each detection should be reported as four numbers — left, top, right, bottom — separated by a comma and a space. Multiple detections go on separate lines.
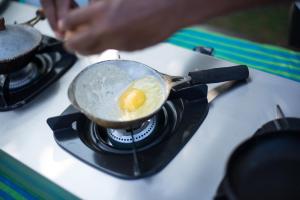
119, 88, 146, 112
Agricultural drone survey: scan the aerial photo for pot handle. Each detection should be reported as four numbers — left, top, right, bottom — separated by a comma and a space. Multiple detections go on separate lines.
0, 17, 5, 31
188, 65, 249, 85
37, 41, 63, 53
0, 74, 10, 107
22, 9, 45, 26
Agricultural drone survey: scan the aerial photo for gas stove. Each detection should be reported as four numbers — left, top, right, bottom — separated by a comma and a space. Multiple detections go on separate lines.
1, 2, 300, 200
47, 85, 208, 179
0, 36, 77, 111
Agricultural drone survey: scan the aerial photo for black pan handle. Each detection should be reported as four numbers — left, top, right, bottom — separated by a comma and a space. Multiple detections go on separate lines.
0, 74, 10, 107
188, 65, 249, 85
22, 9, 45, 26
0, 17, 5, 31
37, 41, 64, 53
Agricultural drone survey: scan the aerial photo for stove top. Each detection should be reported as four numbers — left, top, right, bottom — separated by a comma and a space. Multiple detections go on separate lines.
0, 35, 77, 111
3, 4, 300, 199
47, 84, 209, 179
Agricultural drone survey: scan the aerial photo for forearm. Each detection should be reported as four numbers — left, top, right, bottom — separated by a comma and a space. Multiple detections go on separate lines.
57, 0, 291, 53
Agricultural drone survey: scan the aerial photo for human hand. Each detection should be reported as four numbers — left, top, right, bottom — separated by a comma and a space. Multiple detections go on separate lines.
40, 0, 78, 38
58, 0, 192, 55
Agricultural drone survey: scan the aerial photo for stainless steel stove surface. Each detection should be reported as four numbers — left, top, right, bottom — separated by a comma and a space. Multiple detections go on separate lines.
1, 2, 300, 200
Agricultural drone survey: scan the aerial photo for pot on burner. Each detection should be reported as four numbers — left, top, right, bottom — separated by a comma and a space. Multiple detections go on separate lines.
0, 9, 62, 74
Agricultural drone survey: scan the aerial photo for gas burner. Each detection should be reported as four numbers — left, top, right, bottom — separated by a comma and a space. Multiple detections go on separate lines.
9, 63, 40, 90
9, 52, 61, 91
47, 84, 209, 179
107, 117, 157, 145
85, 106, 171, 153
0, 35, 76, 111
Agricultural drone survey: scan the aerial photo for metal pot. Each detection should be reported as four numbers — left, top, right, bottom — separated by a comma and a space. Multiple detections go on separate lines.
0, 9, 46, 74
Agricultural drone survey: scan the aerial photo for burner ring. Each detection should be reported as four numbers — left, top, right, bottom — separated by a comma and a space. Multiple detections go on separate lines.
84, 104, 176, 154
107, 116, 157, 144
9, 63, 40, 90
8, 52, 60, 91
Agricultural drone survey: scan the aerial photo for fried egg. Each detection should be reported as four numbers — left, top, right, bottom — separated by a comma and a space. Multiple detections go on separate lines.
118, 76, 164, 120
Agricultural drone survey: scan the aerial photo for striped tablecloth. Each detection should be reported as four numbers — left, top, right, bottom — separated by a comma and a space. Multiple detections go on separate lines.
167, 27, 300, 82
0, 150, 79, 200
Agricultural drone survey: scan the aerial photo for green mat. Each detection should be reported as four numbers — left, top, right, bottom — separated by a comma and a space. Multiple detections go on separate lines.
167, 26, 300, 82
0, 150, 79, 200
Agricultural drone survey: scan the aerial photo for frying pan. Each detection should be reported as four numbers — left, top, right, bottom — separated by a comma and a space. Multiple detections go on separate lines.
218, 107, 300, 200
0, 9, 50, 74
68, 59, 249, 129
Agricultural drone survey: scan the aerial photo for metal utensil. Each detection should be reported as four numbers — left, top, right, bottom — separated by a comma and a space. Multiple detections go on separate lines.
68, 59, 249, 129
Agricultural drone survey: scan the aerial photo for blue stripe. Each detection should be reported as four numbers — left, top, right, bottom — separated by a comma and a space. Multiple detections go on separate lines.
166, 39, 195, 49
169, 36, 300, 76
0, 176, 37, 200
180, 29, 300, 61
214, 54, 300, 82
0, 189, 13, 200
175, 32, 300, 68
218, 50, 300, 77
167, 39, 300, 82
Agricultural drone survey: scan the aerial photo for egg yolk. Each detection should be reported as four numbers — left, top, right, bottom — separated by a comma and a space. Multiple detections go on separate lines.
119, 88, 146, 112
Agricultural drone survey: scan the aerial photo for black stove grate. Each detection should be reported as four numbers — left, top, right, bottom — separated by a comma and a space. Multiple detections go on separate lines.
47, 84, 209, 179
0, 35, 77, 111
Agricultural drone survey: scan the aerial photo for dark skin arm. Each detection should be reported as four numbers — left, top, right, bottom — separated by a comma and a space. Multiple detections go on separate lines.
40, 0, 78, 37
41, 0, 289, 55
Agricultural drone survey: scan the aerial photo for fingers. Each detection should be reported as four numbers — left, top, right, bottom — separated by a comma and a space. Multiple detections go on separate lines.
59, 2, 104, 31
58, 1, 124, 54
55, 0, 74, 21
56, 0, 78, 37
41, 0, 78, 38
64, 27, 101, 55
40, 0, 57, 31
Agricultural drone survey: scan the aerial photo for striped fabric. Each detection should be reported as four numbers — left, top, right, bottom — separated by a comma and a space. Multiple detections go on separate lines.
167, 27, 300, 82
0, 150, 79, 200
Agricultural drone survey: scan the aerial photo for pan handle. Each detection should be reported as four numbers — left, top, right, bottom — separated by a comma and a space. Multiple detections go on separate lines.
188, 65, 249, 85
37, 41, 64, 53
0, 17, 5, 31
22, 9, 45, 26
0, 74, 10, 107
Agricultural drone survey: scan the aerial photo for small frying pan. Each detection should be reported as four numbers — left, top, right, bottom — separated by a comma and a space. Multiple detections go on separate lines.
218, 106, 300, 200
68, 59, 249, 129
